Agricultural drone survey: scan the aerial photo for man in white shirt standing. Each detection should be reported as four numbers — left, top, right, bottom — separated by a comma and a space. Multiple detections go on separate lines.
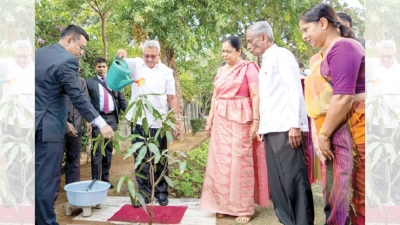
246, 21, 314, 225
366, 40, 400, 204
0, 40, 34, 206
117, 40, 180, 207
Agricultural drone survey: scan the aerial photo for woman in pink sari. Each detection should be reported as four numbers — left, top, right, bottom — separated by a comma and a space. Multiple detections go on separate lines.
199, 36, 269, 224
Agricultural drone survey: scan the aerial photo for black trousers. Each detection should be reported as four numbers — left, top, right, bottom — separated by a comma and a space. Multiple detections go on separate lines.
264, 132, 314, 225
55, 134, 83, 202
63, 134, 82, 184
35, 121, 62, 225
91, 113, 117, 182
131, 123, 168, 199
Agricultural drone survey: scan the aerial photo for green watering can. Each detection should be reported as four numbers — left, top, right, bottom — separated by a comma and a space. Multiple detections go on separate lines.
105, 56, 134, 92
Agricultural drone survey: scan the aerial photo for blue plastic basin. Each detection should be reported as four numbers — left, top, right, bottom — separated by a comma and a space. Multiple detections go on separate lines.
64, 180, 110, 207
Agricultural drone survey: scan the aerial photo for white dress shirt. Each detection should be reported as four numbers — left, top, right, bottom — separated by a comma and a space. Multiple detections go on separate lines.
125, 58, 175, 128
0, 58, 34, 128
366, 58, 400, 128
97, 75, 115, 113
258, 44, 308, 134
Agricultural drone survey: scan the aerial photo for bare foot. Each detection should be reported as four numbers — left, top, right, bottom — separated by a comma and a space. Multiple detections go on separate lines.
217, 213, 227, 218
235, 215, 253, 224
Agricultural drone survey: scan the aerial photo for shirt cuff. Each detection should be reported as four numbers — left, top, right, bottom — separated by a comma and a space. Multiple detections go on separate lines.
91, 115, 106, 128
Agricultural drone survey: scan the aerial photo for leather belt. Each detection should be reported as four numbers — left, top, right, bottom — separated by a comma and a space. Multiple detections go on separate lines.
99, 111, 114, 116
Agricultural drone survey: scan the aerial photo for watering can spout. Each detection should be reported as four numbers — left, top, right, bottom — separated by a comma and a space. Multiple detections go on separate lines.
121, 79, 134, 87
105, 57, 133, 92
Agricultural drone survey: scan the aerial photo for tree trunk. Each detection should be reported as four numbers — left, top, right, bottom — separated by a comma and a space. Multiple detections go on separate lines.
101, 15, 108, 59
161, 47, 185, 135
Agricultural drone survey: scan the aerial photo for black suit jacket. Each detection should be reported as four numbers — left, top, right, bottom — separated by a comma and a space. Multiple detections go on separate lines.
86, 76, 128, 123
66, 76, 90, 135
35, 43, 99, 142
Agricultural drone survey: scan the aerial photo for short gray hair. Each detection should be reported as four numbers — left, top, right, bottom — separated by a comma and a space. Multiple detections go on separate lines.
379, 40, 396, 52
142, 40, 160, 53
247, 21, 274, 42
14, 40, 32, 52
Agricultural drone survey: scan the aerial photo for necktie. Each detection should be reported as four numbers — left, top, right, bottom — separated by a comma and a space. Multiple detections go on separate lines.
101, 77, 109, 113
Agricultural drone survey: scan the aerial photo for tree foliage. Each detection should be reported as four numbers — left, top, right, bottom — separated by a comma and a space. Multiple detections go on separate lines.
35, 0, 364, 122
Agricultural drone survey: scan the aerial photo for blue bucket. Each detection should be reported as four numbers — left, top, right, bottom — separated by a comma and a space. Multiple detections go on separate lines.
105, 56, 134, 92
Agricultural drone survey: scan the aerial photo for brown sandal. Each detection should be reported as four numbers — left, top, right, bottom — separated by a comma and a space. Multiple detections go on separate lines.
235, 215, 253, 224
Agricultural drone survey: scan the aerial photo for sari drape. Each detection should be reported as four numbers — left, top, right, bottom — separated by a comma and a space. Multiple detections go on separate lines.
304, 52, 365, 225
199, 61, 269, 216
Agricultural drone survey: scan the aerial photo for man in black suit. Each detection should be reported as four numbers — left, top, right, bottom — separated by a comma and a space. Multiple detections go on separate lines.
86, 57, 128, 188
35, 25, 114, 225
63, 64, 92, 185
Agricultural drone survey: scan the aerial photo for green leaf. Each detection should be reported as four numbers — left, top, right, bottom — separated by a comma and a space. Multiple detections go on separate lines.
371, 146, 383, 168
92, 135, 103, 155
116, 176, 126, 193
165, 120, 176, 130
136, 192, 147, 211
122, 101, 137, 121
134, 104, 143, 126
166, 130, 173, 142
7, 146, 19, 169
113, 140, 122, 155
114, 132, 124, 142
129, 194, 136, 207
142, 117, 149, 136
179, 161, 187, 173
163, 175, 174, 188
134, 173, 147, 179
143, 99, 154, 115
148, 143, 161, 163
175, 150, 187, 158
124, 142, 144, 159
100, 138, 105, 156
127, 180, 135, 197
134, 146, 148, 169
0, 142, 16, 157
154, 128, 161, 140
19, 143, 33, 164
127, 134, 145, 140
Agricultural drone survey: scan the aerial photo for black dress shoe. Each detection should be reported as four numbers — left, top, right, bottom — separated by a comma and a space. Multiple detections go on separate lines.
156, 194, 168, 206
103, 180, 114, 189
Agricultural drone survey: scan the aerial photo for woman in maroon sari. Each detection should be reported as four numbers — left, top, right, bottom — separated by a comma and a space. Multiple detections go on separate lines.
199, 36, 269, 224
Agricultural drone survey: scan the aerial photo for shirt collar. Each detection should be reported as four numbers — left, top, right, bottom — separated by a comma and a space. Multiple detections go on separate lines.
262, 44, 277, 63
97, 75, 106, 80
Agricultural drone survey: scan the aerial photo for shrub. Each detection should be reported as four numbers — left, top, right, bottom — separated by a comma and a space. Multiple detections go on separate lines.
190, 118, 204, 136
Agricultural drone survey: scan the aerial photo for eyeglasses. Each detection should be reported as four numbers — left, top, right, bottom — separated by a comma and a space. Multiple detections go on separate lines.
73, 39, 86, 51
77, 42, 86, 51
143, 54, 158, 59
380, 54, 394, 60
14, 54, 30, 59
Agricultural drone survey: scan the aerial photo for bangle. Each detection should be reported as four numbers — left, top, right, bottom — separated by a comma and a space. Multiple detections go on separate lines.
319, 128, 331, 138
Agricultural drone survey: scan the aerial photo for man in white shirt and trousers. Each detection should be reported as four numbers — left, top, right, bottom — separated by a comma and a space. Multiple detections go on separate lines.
116, 40, 180, 207
0, 40, 34, 206
246, 21, 314, 225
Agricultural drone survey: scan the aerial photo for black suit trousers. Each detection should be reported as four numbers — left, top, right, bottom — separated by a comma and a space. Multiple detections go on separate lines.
263, 132, 314, 225
35, 121, 62, 225
131, 123, 169, 199
91, 113, 117, 182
